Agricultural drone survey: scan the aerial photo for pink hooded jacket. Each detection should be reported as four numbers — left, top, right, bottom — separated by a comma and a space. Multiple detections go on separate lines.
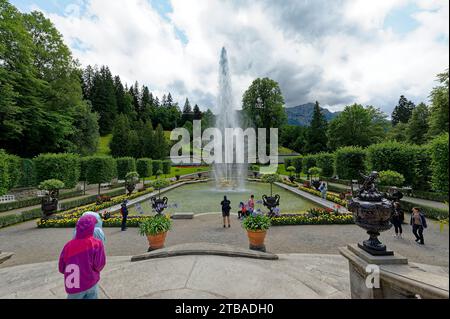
58, 215, 106, 294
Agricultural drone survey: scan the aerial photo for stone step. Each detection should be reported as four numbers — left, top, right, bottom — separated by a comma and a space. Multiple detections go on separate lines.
0, 252, 14, 264
171, 213, 194, 219
131, 242, 278, 262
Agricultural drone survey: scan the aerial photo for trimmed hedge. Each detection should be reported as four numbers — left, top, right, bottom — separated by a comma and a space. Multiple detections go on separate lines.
136, 158, 153, 179
430, 134, 449, 193
0, 208, 42, 229
6, 154, 22, 190
34, 153, 81, 188
84, 156, 117, 191
315, 153, 334, 177
162, 160, 172, 175
334, 146, 366, 180
0, 150, 8, 195
116, 157, 136, 180
400, 201, 449, 221
366, 141, 429, 187
0, 189, 84, 212
409, 190, 448, 203
19, 159, 35, 187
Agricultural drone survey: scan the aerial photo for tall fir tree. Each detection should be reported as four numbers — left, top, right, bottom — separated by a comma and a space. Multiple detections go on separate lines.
109, 114, 130, 157
391, 95, 415, 126
181, 98, 193, 125
193, 104, 202, 120
90, 66, 117, 135
406, 102, 429, 145
305, 101, 328, 154
153, 124, 168, 160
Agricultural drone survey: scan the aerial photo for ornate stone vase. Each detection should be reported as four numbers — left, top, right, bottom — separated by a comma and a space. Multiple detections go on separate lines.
262, 194, 280, 217
347, 171, 394, 256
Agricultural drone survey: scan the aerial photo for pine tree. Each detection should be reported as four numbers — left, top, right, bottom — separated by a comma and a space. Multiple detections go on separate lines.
109, 114, 130, 157
181, 98, 192, 125
90, 66, 117, 135
392, 95, 415, 126
305, 101, 328, 153
141, 122, 155, 158
193, 104, 202, 120
153, 124, 168, 160
406, 103, 429, 145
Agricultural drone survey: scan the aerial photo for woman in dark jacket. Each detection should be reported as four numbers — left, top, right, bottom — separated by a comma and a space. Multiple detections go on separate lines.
391, 202, 404, 238
221, 196, 231, 228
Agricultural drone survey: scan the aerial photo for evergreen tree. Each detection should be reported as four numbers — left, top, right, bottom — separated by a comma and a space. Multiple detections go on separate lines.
153, 124, 168, 160
70, 101, 100, 155
82, 65, 96, 100
109, 114, 130, 157
90, 66, 117, 135
392, 95, 415, 125
305, 101, 328, 153
193, 104, 202, 120
166, 92, 174, 107
181, 98, 193, 125
406, 103, 429, 145
141, 122, 155, 158
428, 70, 449, 137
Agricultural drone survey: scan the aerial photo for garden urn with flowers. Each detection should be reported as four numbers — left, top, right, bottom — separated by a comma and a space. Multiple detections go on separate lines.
242, 214, 271, 252
139, 215, 172, 252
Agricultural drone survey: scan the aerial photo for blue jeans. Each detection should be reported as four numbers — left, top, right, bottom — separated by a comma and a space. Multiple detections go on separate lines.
67, 284, 98, 299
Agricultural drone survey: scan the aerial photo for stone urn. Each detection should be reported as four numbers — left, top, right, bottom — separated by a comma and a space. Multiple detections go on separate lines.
262, 194, 280, 217
348, 171, 394, 256
151, 196, 168, 215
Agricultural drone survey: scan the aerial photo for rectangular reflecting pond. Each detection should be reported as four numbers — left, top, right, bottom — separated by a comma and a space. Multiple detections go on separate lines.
129, 181, 320, 215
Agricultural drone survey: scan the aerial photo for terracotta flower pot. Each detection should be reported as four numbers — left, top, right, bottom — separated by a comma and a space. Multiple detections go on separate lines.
146, 232, 167, 251
247, 230, 267, 251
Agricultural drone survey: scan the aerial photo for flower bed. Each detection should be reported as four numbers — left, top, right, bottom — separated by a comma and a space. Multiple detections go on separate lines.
38, 215, 153, 228
298, 185, 348, 207
37, 187, 156, 224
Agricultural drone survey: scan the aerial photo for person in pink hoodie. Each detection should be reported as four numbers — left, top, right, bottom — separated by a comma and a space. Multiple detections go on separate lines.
59, 214, 106, 299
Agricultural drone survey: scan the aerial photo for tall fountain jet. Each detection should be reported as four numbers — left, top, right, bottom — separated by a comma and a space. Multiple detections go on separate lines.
213, 47, 247, 190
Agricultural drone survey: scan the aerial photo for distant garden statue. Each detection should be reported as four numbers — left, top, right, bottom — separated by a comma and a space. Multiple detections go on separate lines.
150, 178, 170, 215
39, 179, 65, 218
261, 174, 281, 217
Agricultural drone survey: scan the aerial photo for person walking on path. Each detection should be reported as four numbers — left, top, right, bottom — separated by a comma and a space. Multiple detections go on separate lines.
221, 196, 231, 228
391, 202, 404, 238
73, 211, 105, 243
318, 182, 328, 199
120, 200, 129, 231
410, 207, 427, 245
59, 215, 106, 299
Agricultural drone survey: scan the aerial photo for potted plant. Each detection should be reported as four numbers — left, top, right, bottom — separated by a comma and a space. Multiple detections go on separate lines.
242, 214, 271, 252
138, 215, 172, 251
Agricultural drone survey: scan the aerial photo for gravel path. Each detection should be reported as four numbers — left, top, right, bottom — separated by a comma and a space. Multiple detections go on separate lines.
1, 213, 448, 270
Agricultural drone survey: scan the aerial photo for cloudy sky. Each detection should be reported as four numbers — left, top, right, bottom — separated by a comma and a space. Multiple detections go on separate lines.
12, 0, 449, 114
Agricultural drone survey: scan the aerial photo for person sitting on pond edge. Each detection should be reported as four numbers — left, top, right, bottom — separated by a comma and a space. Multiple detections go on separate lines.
221, 196, 231, 228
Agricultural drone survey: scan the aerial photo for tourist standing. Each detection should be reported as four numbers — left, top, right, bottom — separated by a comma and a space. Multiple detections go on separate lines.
391, 202, 404, 238
120, 200, 129, 231
59, 215, 106, 299
319, 182, 328, 199
73, 211, 106, 243
247, 195, 255, 214
410, 207, 427, 245
221, 196, 231, 228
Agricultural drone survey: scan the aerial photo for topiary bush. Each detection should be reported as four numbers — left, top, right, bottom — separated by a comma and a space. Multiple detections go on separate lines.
116, 157, 136, 180
152, 160, 163, 177
5, 154, 22, 190
315, 152, 334, 177
291, 156, 303, 175
378, 170, 405, 187
284, 158, 292, 171
33, 153, 80, 188
302, 155, 317, 175
334, 146, 366, 180
136, 158, 153, 180
84, 156, 117, 194
430, 134, 449, 193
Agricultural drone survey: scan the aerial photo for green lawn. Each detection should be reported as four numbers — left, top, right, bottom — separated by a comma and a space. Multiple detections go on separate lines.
144, 166, 210, 181
96, 134, 112, 156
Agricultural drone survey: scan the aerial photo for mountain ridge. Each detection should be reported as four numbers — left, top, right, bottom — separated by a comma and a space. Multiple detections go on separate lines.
285, 103, 340, 126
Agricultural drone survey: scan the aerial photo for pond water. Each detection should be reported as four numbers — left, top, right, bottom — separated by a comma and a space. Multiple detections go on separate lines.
128, 182, 319, 215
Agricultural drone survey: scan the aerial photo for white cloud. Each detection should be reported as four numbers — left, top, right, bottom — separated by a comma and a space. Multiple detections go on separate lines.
36, 0, 448, 114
